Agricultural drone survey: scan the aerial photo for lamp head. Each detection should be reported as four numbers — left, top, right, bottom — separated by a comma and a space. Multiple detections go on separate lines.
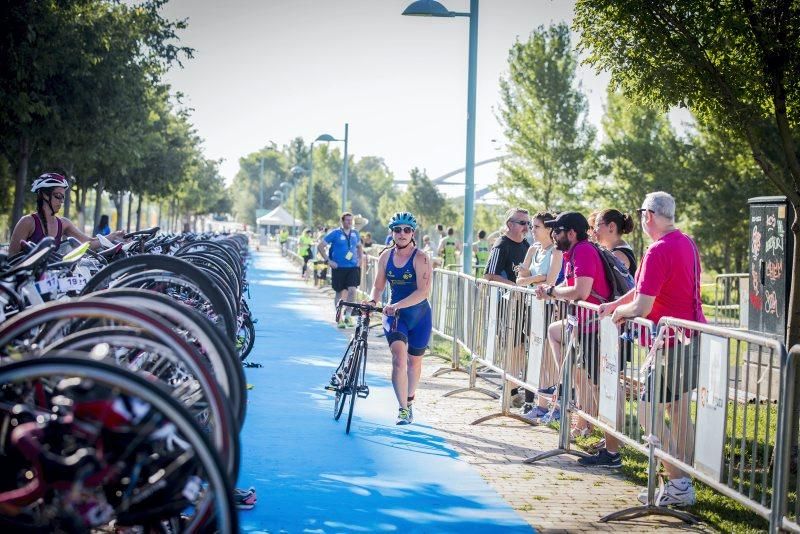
290, 165, 306, 177
279, 182, 290, 188
402, 0, 454, 17
315, 134, 336, 142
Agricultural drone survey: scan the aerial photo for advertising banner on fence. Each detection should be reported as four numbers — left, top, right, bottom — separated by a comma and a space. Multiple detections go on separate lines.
598, 317, 621, 429
486, 287, 498, 365
695, 333, 728, 481
525, 298, 546, 390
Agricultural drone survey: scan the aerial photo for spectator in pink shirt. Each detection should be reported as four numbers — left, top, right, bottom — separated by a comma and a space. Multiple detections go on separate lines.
534, 212, 611, 433
584, 191, 704, 507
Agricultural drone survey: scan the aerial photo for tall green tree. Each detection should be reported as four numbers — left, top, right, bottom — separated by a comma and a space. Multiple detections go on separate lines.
593, 88, 689, 254
496, 23, 595, 211
574, 0, 800, 344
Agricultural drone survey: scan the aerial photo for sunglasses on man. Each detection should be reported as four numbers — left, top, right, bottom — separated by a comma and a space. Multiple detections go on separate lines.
509, 219, 531, 227
392, 226, 413, 234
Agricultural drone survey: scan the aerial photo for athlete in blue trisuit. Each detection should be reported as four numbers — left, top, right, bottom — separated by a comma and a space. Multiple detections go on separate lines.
365, 212, 433, 425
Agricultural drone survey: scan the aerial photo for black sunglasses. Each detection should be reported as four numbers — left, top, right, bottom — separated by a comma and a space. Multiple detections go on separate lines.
509, 219, 531, 227
392, 226, 413, 234
636, 208, 655, 218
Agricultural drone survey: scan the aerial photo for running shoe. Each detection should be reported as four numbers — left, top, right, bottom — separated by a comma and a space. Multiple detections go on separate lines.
577, 448, 622, 469
396, 407, 412, 425
345, 316, 355, 327
534, 408, 560, 425
638, 477, 696, 507
523, 405, 549, 420
407, 404, 414, 423
337, 320, 347, 329
234, 486, 257, 510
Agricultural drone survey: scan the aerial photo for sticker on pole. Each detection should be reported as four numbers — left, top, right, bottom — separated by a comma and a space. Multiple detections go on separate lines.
525, 298, 546, 390
694, 333, 728, 481
598, 317, 621, 428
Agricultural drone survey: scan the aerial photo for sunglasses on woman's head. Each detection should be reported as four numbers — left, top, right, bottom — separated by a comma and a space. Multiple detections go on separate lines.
392, 226, 413, 234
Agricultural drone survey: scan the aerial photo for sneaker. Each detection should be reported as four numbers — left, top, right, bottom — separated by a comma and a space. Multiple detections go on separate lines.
407, 404, 414, 423
522, 405, 549, 421
345, 316, 355, 327
337, 320, 347, 329
396, 407, 412, 425
538, 384, 557, 395
535, 409, 561, 425
234, 486, 257, 510
650, 478, 696, 507
577, 448, 622, 469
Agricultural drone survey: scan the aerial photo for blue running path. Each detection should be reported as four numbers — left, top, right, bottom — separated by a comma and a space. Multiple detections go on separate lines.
238, 250, 533, 533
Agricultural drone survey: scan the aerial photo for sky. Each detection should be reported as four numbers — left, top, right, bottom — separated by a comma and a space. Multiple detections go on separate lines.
159, 1, 616, 196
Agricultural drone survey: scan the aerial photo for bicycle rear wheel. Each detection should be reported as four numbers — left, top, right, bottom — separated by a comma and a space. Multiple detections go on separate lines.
345, 342, 365, 434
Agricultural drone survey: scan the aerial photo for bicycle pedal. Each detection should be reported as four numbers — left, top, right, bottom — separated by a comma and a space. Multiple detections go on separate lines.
324, 384, 338, 392
357, 385, 370, 398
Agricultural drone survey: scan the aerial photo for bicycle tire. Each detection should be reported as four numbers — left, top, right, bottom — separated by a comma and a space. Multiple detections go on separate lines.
333, 339, 355, 421
83, 288, 247, 429
345, 342, 364, 434
80, 255, 236, 339
0, 355, 237, 533
0, 299, 240, 480
238, 312, 256, 361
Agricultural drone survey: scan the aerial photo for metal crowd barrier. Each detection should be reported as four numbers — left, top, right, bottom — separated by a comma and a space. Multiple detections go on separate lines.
424, 268, 795, 531
709, 273, 748, 328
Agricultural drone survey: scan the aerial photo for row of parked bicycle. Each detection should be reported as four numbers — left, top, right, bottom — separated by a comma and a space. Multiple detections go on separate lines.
0, 229, 252, 532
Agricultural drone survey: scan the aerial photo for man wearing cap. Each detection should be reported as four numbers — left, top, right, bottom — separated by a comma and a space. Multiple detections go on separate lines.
587, 191, 704, 507
534, 212, 611, 435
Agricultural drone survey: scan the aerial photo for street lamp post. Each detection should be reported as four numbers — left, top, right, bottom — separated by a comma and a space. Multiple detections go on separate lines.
403, 0, 479, 274
259, 158, 265, 209
315, 123, 349, 213
307, 142, 315, 229
290, 165, 306, 236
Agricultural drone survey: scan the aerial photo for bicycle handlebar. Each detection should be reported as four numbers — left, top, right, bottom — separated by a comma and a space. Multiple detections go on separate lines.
335, 300, 383, 323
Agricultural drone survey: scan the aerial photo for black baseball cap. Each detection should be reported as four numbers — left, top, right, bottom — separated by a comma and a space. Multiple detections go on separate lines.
543, 211, 590, 233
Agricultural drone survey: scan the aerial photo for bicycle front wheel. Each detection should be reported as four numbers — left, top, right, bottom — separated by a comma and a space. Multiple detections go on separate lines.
333, 340, 355, 421
345, 342, 365, 434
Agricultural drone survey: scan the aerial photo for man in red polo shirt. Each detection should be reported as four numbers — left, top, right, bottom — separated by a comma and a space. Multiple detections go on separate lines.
588, 191, 704, 507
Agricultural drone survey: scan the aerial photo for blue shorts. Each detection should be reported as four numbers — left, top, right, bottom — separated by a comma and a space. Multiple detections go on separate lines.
383, 301, 432, 356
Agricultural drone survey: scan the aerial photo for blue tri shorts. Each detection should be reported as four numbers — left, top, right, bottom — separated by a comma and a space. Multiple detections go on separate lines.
383, 301, 432, 356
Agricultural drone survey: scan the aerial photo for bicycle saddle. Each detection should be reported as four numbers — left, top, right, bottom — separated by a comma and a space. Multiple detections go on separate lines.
1, 237, 56, 278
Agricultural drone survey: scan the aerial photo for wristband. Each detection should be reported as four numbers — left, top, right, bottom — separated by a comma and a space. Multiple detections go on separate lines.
546, 286, 554, 297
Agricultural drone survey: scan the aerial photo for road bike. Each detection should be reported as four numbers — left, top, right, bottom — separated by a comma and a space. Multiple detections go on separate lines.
326, 300, 382, 434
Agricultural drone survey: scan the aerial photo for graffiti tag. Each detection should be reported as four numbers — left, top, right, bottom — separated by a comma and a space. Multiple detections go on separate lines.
750, 292, 763, 310
766, 259, 783, 282
752, 225, 762, 258
767, 213, 777, 227
765, 290, 778, 316
766, 235, 784, 256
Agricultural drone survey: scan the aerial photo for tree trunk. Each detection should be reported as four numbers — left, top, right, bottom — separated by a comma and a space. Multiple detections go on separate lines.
786, 208, 800, 348
93, 180, 104, 232
76, 183, 85, 232
11, 133, 31, 227
136, 195, 143, 231
126, 192, 133, 233
113, 192, 123, 231
158, 201, 163, 229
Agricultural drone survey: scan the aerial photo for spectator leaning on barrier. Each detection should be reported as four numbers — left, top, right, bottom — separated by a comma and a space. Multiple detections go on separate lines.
534, 212, 611, 432
587, 191, 704, 507
484, 208, 531, 285
515, 211, 563, 417
593, 209, 637, 275
318, 212, 363, 328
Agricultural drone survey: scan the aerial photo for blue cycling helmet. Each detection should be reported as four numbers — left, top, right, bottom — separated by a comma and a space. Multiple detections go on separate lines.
388, 211, 418, 230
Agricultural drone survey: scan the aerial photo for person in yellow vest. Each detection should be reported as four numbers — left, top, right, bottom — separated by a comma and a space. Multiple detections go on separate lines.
298, 228, 315, 279
472, 229, 490, 277
278, 226, 289, 256
436, 227, 461, 270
